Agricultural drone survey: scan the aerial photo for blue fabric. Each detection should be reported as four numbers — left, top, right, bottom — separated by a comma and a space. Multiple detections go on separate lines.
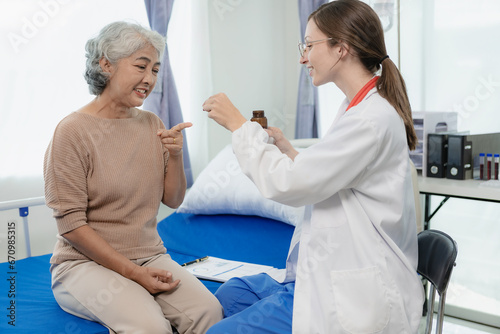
295, 0, 328, 139
158, 212, 294, 269
0, 254, 108, 334
143, 0, 193, 187
207, 273, 294, 334
0, 213, 294, 332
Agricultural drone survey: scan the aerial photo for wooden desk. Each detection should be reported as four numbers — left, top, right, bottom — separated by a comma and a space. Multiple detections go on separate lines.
417, 176, 500, 229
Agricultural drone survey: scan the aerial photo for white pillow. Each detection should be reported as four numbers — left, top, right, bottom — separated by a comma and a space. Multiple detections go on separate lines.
177, 145, 304, 226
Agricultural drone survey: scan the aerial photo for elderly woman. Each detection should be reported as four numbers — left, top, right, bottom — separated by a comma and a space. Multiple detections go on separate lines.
44, 21, 222, 333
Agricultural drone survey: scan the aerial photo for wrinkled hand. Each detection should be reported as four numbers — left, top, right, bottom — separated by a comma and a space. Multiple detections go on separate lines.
129, 265, 180, 295
202, 93, 247, 132
157, 122, 193, 157
265, 127, 299, 160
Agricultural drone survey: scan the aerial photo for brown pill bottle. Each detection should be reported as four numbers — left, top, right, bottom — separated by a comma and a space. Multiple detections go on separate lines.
251, 110, 268, 129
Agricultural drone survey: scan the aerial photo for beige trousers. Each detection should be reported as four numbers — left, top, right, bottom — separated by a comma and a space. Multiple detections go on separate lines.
51, 254, 223, 334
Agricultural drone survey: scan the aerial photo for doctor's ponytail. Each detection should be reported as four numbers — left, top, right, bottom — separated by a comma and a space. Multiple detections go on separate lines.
377, 55, 418, 151
310, 0, 418, 150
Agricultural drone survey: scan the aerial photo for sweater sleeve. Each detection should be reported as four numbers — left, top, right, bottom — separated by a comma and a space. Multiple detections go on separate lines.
44, 117, 90, 235
159, 119, 169, 176
147, 111, 169, 175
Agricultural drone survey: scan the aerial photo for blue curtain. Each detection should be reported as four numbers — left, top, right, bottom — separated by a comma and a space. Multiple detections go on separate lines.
295, 0, 328, 139
144, 0, 193, 187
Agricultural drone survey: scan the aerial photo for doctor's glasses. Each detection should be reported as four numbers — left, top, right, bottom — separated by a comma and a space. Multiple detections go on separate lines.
298, 37, 333, 57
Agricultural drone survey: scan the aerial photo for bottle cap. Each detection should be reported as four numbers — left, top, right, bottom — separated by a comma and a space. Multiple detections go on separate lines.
487, 153, 493, 157
252, 110, 265, 117
479, 153, 485, 156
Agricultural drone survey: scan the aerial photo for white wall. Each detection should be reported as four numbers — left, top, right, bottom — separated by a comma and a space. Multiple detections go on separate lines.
205, 0, 300, 158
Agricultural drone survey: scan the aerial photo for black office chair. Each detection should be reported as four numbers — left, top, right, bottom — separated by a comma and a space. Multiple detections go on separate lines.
417, 229, 458, 334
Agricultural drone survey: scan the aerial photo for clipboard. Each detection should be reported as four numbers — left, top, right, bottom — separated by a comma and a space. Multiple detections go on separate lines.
183, 256, 279, 282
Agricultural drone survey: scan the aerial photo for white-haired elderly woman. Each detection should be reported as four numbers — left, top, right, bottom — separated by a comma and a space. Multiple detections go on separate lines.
44, 21, 223, 334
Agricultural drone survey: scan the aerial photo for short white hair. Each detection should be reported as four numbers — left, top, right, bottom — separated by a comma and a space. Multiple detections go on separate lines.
84, 21, 166, 95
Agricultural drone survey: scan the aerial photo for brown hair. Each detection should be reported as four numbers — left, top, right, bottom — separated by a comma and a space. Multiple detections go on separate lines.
309, 0, 417, 150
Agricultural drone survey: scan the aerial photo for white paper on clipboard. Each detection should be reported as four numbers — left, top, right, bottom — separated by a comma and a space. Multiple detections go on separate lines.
184, 256, 279, 282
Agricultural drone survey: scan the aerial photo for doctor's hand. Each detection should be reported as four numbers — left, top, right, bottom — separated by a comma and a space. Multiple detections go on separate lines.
129, 265, 180, 295
266, 127, 299, 160
202, 93, 247, 132
157, 122, 193, 157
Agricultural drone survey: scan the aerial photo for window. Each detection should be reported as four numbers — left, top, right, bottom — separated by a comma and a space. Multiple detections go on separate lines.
409, 0, 500, 327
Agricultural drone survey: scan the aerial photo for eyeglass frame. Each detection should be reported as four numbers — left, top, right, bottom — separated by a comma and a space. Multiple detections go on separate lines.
298, 37, 334, 57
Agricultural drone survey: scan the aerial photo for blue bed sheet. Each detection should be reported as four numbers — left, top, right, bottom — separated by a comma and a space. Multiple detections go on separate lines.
0, 254, 108, 334
159, 212, 294, 269
0, 213, 294, 333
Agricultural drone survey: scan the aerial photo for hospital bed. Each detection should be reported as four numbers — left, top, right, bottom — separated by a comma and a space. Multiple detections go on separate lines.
0, 143, 306, 333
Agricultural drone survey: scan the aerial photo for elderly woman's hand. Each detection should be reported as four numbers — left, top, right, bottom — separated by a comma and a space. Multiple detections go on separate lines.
202, 93, 247, 132
157, 122, 193, 156
129, 265, 180, 295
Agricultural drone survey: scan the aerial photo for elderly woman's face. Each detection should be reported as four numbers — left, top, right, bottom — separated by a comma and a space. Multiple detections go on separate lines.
106, 44, 160, 107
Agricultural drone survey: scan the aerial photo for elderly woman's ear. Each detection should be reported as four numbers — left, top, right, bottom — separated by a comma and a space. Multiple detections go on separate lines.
99, 57, 113, 74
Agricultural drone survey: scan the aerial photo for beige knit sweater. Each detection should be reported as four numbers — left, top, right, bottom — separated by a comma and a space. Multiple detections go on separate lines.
44, 110, 169, 264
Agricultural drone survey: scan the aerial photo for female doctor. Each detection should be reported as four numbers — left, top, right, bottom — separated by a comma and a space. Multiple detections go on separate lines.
202, 0, 424, 333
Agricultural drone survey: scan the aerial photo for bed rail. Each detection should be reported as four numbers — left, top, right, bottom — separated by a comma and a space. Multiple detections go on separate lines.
0, 196, 46, 258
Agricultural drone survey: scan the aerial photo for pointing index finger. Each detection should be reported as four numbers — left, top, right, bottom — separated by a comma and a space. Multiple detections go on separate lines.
174, 122, 193, 132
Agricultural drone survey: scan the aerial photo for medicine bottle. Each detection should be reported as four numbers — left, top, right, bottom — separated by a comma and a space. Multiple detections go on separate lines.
479, 153, 485, 180
495, 154, 499, 180
251, 110, 268, 129
487, 154, 493, 180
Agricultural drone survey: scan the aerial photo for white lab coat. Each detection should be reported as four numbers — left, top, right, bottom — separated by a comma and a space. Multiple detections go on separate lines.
232, 88, 425, 333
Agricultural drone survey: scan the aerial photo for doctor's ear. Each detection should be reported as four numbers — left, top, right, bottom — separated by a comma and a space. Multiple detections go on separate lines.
338, 43, 353, 60
338, 42, 348, 54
